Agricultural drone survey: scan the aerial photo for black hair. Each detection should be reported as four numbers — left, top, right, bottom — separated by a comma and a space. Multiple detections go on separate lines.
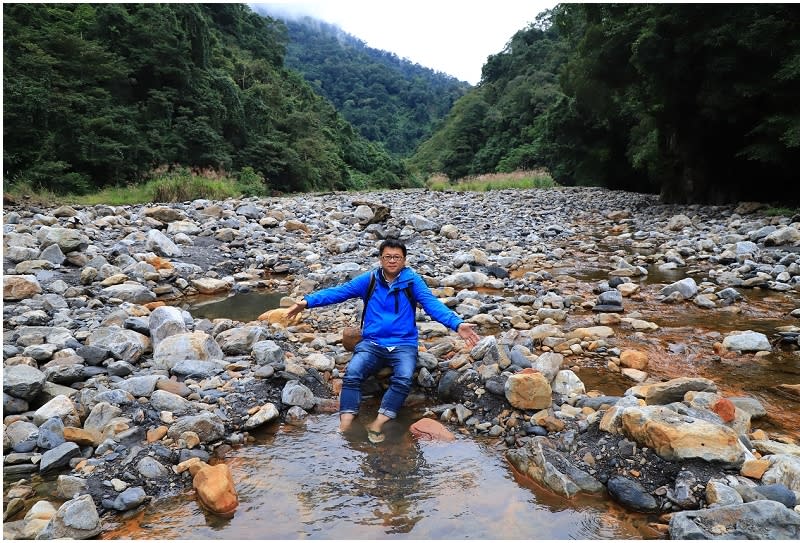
379, 238, 406, 257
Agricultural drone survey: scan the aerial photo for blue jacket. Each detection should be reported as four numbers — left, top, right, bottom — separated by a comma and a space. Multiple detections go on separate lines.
303, 267, 464, 347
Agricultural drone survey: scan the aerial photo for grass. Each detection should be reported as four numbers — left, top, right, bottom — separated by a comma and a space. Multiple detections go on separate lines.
764, 206, 799, 217
427, 169, 557, 192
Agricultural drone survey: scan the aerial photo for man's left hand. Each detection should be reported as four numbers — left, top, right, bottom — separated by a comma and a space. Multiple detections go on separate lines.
457, 323, 480, 348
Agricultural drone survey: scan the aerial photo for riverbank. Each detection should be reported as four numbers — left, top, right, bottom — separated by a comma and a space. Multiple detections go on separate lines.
3, 186, 800, 539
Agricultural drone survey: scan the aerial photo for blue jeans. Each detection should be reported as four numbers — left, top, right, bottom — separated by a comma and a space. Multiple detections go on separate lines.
339, 342, 417, 419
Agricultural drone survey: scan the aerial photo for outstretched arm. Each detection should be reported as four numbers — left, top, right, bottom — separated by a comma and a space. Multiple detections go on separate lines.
286, 299, 307, 319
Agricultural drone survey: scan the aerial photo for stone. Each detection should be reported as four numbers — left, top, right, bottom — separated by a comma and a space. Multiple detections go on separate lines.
506, 437, 581, 498
531, 352, 564, 382
37, 417, 66, 450
137, 456, 169, 479
109, 487, 148, 512
3, 364, 46, 400
551, 369, 585, 396
148, 305, 187, 348
55, 475, 89, 500
741, 458, 771, 479
99, 283, 157, 304
36, 227, 89, 253
281, 380, 315, 410
193, 463, 239, 516
410, 417, 455, 442
153, 332, 224, 371
7, 420, 39, 453
627, 376, 717, 405
706, 480, 744, 507
171, 359, 225, 379
762, 454, 800, 493
251, 340, 285, 366
607, 475, 659, 512
3, 275, 42, 301
33, 394, 80, 426
619, 350, 648, 370
722, 330, 771, 352
244, 403, 280, 430
505, 369, 552, 410
167, 412, 225, 444
37, 494, 102, 539
85, 326, 150, 363
711, 398, 736, 423
621, 405, 747, 466
216, 325, 269, 355
670, 500, 800, 539
145, 228, 182, 257
190, 277, 232, 294
39, 442, 81, 473
150, 389, 192, 414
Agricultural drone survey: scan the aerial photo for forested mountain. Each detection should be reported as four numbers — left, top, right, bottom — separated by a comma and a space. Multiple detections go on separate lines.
411, 4, 800, 204
3, 3, 407, 194
252, 9, 470, 157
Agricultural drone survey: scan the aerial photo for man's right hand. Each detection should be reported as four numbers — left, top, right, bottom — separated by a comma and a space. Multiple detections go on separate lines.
285, 299, 307, 319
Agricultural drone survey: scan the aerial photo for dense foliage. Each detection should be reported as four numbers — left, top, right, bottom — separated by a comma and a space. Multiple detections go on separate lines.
411, 5, 800, 204
3, 3, 407, 194
255, 11, 470, 157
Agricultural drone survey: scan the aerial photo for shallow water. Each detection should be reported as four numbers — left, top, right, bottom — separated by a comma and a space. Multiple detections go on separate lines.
101, 401, 658, 540
177, 291, 286, 322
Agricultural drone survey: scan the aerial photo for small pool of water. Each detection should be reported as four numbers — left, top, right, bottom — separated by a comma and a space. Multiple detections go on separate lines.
101, 401, 658, 540
178, 291, 286, 322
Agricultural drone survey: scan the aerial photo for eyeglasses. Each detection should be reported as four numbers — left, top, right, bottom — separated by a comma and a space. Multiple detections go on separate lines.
381, 254, 404, 262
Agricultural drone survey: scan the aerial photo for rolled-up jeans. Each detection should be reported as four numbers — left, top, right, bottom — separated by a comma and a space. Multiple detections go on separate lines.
339, 341, 417, 419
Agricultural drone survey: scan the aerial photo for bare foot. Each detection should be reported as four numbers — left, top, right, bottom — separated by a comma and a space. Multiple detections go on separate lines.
339, 412, 355, 431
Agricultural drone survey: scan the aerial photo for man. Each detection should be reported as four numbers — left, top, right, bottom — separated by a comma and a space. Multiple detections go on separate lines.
286, 239, 480, 443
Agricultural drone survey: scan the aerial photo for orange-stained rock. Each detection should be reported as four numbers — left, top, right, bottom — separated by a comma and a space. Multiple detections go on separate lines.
177, 457, 207, 475
712, 398, 736, 423
155, 378, 191, 397
193, 463, 239, 516
144, 255, 174, 270
144, 301, 166, 310
620, 350, 648, 370
410, 417, 455, 442
505, 369, 552, 410
63, 427, 101, 447
257, 307, 301, 327
146, 426, 168, 443
740, 458, 770, 479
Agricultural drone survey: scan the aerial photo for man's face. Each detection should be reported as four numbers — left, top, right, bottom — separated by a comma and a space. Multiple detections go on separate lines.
380, 247, 406, 275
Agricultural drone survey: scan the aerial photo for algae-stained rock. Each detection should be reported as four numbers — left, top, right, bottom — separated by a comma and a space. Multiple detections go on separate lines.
621, 405, 747, 466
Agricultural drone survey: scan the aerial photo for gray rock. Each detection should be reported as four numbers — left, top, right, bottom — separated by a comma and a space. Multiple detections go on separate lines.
114, 375, 165, 398
109, 486, 148, 511
85, 325, 150, 363
669, 500, 800, 539
722, 330, 771, 352
735, 483, 797, 508
39, 243, 66, 265
83, 402, 123, 433
136, 456, 169, 479
4, 392, 29, 414
145, 229, 182, 257
39, 442, 80, 473
3, 364, 47, 400
606, 475, 659, 512
55, 475, 89, 500
7, 420, 39, 453
37, 417, 66, 450
170, 359, 226, 379
35, 226, 89, 253
167, 412, 226, 444
36, 494, 102, 539
99, 283, 157, 304
252, 340, 285, 366
281, 380, 315, 410
148, 306, 187, 349
150, 389, 192, 414
659, 277, 698, 299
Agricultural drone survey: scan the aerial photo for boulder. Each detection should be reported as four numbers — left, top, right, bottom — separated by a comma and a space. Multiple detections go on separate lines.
505, 369, 552, 410
627, 376, 716, 405
621, 405, 747, 466
193, 463, 239, 516
152, 332, 224, 371
37, 495, 102, 539
3, 275, 42, 301
669, 500, 800, 539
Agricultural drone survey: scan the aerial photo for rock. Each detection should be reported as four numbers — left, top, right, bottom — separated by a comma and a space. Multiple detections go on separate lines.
505, 369, 552, 410
243, 403, 280, 430
99, 283, 156, 304
85, 326, 150, 363
167, 412, 225, 444
109, 487, 148, 512
762, 454, 800, 493
55, 475, 89, 500
7, 420, 39, 453
36, 226, 89, 253
216, 325, 269, 354
627, 376, 717, 405
410, 418, 455, 442
551, 370, 585, 396
145, 229, 182, 257
148, 306, 187, 348
506, 437, 581, 498
37, 494, 102, 539
659, 277, 698, 299
171, 359, 225, 379
137, 456, 169, 479
722, 330, 772, 352
706, 480, 744, 507
3, 364, 47, 400
37, 417, 66, 450
190, 277, 232, 295
150, 389, 192, 414
281, 380, 315, 410
114, 375, 165, 398
152, 332, 224, 371
606, 475, 659, 512
619, 350, 648, 370
252, 340, 285, 366
39, 442, 80, 473
621, 405, 747, 466
257, 307, 300, 326
530, 352, 563, 382
33, 394, 80, 426
735, 483, 797, 508
741, 458, 771, 479
729, 396, 767, 418
193, 463, 239, 516
3, 275, 42, 301
764, 226, 800, 246
669, 500, 800, 539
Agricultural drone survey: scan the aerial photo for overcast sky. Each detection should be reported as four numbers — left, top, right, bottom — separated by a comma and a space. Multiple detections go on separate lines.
252, 1, 558, 84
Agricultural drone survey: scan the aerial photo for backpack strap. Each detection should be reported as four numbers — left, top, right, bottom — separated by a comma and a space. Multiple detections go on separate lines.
359, 271, 377, 329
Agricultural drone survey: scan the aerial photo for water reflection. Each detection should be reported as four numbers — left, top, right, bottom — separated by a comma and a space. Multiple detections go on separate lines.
101, 402, 654, 540
177, 290, 286, 322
